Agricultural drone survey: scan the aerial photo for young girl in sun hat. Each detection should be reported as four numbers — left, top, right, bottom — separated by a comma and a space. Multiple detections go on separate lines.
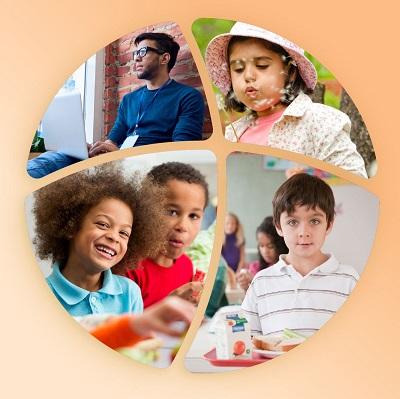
205, 21, 367, 178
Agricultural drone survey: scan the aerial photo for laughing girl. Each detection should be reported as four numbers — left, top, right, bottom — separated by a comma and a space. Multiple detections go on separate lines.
33, 163, 166, 317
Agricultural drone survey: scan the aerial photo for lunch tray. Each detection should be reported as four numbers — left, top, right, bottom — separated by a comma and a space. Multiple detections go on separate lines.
203, 348, 271, 367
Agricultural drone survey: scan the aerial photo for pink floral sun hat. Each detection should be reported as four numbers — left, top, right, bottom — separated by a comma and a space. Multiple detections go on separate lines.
205, 22, 318, 95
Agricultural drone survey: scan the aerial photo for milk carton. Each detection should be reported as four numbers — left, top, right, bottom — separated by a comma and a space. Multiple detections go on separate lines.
214, 312, 252, 359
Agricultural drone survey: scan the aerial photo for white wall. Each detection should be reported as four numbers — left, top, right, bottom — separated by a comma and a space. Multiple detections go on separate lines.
323, 184, 378, 272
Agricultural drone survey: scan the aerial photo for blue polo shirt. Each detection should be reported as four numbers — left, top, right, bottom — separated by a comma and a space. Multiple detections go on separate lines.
46, 264, 143, 317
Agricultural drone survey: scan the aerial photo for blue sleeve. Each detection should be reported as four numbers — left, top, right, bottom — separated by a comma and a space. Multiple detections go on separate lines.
172, 89, 204, 141
107, 98, 129, 146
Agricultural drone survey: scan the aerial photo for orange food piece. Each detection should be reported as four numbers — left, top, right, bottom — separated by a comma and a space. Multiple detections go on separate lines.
90, 315, 143, 349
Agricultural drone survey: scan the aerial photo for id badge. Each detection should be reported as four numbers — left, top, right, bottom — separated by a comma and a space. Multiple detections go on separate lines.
120, 134, 139, 149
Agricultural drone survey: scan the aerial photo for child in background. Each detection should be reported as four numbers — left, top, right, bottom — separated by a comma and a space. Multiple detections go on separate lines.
206, 22, 367, 178
237, 216, 288, 290
242, 173, 359, 337
33, 164, 167, 317
126, 162, 208, 308
221, 212, 246, 274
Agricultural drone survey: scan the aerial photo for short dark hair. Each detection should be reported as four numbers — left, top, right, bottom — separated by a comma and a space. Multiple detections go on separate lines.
147, 162, 209, 208
225, 36, 311, 112
256, 216, 288, 270
272, 173, 335, 229
134, 32, 180, 72
33, 163, 167, 272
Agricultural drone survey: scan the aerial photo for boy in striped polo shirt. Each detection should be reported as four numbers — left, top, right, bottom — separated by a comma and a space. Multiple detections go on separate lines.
242, 173, 359, 337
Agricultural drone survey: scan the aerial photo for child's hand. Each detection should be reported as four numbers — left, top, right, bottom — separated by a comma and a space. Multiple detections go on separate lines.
169, 281, 204, 304
132, 297, 195, 338
236, 269, 252, 291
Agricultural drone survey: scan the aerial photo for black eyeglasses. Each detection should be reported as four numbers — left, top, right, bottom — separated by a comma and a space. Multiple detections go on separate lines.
133, 46, 164, 59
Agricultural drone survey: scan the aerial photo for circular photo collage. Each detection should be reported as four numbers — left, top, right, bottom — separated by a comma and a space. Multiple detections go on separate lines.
25, 18, 378, 372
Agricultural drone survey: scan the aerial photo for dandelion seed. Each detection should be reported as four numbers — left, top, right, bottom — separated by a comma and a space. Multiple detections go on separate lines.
253, 98, 272, 107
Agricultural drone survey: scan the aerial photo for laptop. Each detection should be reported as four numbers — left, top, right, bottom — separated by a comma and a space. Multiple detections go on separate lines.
41, 90, 89, 160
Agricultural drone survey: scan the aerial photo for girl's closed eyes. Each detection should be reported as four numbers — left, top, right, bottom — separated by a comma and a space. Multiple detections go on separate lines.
230, 57, 272, 73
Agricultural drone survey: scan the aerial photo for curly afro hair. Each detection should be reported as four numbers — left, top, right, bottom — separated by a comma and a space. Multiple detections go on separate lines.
33, 162, 168, 273
146, 162, 209, 208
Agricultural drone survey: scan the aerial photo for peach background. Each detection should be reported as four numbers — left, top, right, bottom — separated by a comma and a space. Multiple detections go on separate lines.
1, 1, 399, 398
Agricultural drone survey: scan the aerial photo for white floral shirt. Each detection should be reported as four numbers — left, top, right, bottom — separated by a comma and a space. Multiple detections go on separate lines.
225, 92, 367, 178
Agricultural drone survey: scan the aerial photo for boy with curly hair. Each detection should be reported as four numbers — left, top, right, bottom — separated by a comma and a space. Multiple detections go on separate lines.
126, 162, 209, 308
242, 173, 359, 337
33, 163, 167, 317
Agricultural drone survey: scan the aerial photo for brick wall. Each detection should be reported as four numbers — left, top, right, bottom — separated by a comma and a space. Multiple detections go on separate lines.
103, 22, 212, 139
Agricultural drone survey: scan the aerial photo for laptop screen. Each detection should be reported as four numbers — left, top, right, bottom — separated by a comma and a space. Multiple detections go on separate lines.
41, 91, 89, 160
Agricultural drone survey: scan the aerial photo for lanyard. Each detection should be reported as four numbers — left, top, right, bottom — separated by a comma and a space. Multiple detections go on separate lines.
134, 78, 172, 134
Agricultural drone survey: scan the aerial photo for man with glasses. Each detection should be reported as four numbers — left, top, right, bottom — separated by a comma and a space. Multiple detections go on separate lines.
28, 32, 205, 178
89, 32, 205, 156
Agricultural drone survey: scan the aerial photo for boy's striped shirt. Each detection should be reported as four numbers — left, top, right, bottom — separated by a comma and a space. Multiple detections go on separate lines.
241, 254, 359, 337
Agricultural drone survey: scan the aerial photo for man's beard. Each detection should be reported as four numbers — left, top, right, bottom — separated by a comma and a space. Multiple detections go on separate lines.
137, 64, 159, 80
